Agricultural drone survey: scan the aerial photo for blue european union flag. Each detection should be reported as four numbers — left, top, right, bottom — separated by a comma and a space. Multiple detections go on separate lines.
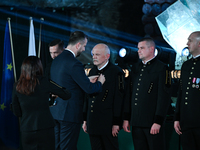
0, 22, 19, 149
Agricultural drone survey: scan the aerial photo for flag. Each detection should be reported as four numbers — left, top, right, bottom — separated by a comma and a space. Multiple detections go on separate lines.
0, 21, 19, 149
28, 18, 36, 56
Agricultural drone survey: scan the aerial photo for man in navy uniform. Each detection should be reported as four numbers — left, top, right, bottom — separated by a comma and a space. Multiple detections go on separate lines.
123, 37, 171, 150
174, 31, 200, 150
82, 43, 124, 150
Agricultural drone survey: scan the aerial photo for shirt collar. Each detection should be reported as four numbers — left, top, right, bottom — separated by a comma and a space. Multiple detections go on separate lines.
65, 49, 75, 57
98, 61, 109, 70
193, 54, 200, 59
142, 56, 155, 64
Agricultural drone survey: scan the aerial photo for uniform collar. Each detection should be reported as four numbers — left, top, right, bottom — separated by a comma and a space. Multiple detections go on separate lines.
192, 55, 200, 62
141, 56, 157, 66
142, 56, 156, 65
97, 61, 110, 74
98, 61, 109, 70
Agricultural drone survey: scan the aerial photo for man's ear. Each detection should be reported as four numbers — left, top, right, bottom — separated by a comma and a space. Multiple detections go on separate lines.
150, 46, 155, 53
76, 42, 81, 50
106, 53, 110, 59
198, 41, 200, 47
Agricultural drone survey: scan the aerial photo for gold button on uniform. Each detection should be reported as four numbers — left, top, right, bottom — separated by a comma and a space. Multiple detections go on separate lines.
91, 110, 93, 112
135, 103, 137, 105
92, 101, 94, 103
185, 102, 188, 105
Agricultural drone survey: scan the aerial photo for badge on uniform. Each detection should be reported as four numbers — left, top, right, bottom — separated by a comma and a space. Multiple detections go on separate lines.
192, 77, 200, 89
196, 78, 200, 89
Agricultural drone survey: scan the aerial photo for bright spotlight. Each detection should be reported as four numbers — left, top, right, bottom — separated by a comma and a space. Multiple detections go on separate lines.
181, 47, 189, 56
119, 48, 127, 58
118, 46, 139, 63
155, 48, 158, 56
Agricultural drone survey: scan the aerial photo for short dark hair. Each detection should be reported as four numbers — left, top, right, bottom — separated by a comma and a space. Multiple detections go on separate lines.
49, 39, 64, 51
68, 31, 88, 46
139, 37, 155, 48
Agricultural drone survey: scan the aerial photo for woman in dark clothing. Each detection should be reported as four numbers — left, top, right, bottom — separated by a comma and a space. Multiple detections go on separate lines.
12, 56, 71, 150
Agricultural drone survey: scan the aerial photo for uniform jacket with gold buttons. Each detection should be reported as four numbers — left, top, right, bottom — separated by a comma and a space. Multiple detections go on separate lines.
83, 62, 125, 135
174, 56, 200, 131
124, 57, 171, 128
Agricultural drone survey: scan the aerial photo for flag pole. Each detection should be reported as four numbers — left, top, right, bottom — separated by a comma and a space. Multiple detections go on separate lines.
38, 18, 44, 58
7, 18, 17, 82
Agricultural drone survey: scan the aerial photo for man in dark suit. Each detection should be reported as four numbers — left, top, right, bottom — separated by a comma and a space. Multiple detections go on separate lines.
123, 37, 171, 150
82, 43, 124, 150
50, 31, 105, 150
174, 31, 200, 150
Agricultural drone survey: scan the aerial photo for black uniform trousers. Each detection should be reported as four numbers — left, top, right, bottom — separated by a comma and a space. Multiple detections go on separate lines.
131, 126, 165, 150
180, 127, 200, 150
89, 134, 119, 150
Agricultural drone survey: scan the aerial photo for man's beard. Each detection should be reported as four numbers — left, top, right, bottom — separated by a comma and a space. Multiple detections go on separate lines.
76, 51, 81, 57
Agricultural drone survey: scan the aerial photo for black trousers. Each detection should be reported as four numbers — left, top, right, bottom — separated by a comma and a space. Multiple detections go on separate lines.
54, 120, 81, 150
21, 127, 55, 150
89, 134, 119, 150
180, 127, 200, 150
131, 126, 165, 150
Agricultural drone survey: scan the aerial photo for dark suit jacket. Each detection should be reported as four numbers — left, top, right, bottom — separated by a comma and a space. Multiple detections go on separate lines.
174, 56, 200, 130
83, 62, 125, 135
124, 58, 171, 127
12, 76, 71, 132
50, 50, 102, 123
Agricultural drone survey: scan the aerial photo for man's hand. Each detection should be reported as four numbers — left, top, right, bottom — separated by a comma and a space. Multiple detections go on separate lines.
112, 125, 120, 137
98, 74, 105, 85
150, 123, 161, 134
52, 94, 58, 99
88, 75, 99, 83
82, 121, 87, 133
174, 121, 182, 135
123, 120, 131, 133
